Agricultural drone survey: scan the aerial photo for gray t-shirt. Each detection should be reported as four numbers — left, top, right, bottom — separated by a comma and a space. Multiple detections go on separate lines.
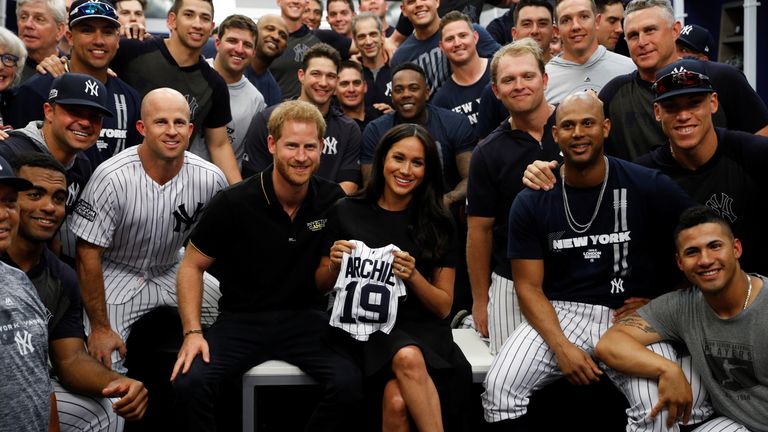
192, 64, 267, 167
639, 276, 768, 432
0, 262, 52, 432
545, 45, 635, 104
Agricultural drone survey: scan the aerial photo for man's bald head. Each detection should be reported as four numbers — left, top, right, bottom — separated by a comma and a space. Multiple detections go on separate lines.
556, 91, 605, 123
553, 91, 610, 170
141, 88, 190, 121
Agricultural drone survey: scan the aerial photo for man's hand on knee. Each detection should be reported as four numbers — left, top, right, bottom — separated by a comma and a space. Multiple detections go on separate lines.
171, 333, 209, 381
554, 342, 603, 385
88, 327, 127, 369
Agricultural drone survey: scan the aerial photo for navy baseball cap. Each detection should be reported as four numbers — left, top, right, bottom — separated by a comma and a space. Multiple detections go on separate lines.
0, 155, 33, 191
652, 59, 714, 103
676, 24, 714, 59
69, 0, 121, 28
48, 73, 114, 117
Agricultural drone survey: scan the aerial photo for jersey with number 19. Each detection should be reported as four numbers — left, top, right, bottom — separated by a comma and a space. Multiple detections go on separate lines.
330, 240, 406, 341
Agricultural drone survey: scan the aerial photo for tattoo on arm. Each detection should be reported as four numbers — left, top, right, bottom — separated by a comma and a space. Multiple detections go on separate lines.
616, 312, 658, 334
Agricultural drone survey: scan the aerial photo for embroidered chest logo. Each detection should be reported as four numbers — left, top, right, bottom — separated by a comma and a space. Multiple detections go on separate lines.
185, 94, 200, 123
15, 330, 35, 355
85, 79, 100, 96
323, 136, 338, 155
610, 277, 624, 294
294, 43, 310, 62
706, 193, 737, 223
307, 219, 326, 232
67, 182, 80, 207
172, 203, 204, 232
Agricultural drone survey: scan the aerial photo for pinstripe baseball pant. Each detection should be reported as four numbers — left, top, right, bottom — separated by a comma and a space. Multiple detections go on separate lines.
481, 300, 740, 431
84, 261, 221, 374
488, 272, 525, 355
54, 379, 123, 432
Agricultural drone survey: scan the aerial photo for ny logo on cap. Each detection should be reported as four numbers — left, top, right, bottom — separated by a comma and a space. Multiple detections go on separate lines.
680, 25, 693, 36
85, 79, 99, 97
671, 66, 688, 74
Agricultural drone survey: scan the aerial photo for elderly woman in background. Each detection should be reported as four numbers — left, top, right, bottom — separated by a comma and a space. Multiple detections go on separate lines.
0, 27, 27, 129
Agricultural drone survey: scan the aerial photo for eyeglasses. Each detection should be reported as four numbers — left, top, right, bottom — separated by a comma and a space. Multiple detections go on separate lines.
0, 53, 20, 68
652, 71, 712, 97
69, 1, 119, 22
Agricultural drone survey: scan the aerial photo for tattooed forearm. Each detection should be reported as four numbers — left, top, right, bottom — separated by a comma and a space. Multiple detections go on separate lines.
615, 313, 658, 334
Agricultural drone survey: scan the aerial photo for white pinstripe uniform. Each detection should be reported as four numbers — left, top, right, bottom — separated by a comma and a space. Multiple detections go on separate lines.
330, 241, 407, 341
482, 159, 724, 431
71, 147, 227, 373
487, 273, 524, 354
53, 380, 123, 432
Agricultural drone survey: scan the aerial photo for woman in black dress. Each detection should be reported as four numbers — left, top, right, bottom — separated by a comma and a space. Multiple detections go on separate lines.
316, 123, 471, 431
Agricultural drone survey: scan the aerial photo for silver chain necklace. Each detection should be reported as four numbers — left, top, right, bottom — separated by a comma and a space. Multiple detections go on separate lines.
561, 156, 610, 234
743, 274, 752, 311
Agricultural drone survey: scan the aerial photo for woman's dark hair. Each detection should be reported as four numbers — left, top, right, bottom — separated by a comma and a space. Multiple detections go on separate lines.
360, 123, 453, 264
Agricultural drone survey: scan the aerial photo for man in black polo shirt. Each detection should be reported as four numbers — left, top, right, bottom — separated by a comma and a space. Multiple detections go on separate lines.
172, 100, 363, 432
242, 43, 362, 195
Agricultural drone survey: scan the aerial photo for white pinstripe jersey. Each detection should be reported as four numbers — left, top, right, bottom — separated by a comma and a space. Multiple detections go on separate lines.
70, 147, 227, 275
330, 241, 407, 341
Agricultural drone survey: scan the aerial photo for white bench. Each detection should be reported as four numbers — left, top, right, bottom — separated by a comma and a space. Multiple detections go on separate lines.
241, 328, 492, 432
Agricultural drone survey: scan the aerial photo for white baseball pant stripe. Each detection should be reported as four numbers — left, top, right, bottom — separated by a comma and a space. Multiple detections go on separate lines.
84, 264, 220, 374
54, 379, 123, 432
483, 300, 714, 431
488, 272, 525, 355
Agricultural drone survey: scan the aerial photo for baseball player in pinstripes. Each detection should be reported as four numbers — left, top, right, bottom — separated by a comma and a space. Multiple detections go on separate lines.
466, 39, 561, 354
483, 93, 712, 430
71, 88, 227, 372
330, 240, 407, 341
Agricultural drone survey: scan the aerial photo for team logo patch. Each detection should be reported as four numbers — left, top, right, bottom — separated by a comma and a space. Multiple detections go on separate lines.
74, 199, 97, 222
307, 219, 326, 231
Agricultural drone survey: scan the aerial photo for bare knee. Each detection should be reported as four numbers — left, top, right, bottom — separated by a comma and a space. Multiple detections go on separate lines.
391, 346, 428, 382
382, 379, 409, 432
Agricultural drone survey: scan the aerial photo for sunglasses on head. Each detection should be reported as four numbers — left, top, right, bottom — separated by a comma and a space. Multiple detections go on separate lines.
0, 53, 20, 68
652, 70, 712, 98
69, 1, 119, 22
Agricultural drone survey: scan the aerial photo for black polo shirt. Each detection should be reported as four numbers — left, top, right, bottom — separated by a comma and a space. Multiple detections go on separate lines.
189, 166, 345, 313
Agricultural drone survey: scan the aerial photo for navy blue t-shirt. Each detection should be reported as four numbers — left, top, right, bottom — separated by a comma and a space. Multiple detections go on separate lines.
508, 157, 693, 308
361, 104, 476, 190
2, 249, 85, 341
391, 24, 500, 94
241, 104, 362, 186
0, 130, 92, 214
467, 113, 561, 279
363, 63, 392, 108
5, 73, 142, 167
485, 8, 515, 46
244, 67, 283, 107
475, 83, 509, 140
636, 128, 768, 275
431, 61, 490, 128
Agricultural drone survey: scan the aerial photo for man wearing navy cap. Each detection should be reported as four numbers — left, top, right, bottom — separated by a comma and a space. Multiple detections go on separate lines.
6, 0, 142, 168
675, 24, 714, 61
0, 153, 53, 432
1, 72, 109, 262
634, 58, 768, 276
